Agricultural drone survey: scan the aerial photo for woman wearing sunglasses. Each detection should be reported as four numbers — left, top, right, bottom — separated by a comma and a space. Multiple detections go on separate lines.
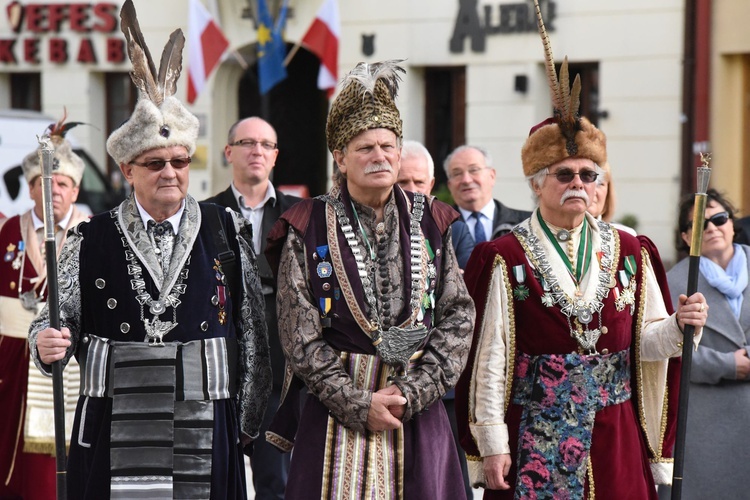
665, 188, 749, 499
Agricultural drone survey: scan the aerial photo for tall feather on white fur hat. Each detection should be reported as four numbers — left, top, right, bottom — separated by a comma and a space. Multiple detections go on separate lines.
106, 0, 199, 166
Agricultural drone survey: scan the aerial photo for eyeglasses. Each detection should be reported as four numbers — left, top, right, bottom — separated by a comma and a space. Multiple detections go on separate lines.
447, 166, 490, 181
229, 139, 277, 151
686, 211, 730, 231
130, 157, 192, 171
547, 169, 599, 184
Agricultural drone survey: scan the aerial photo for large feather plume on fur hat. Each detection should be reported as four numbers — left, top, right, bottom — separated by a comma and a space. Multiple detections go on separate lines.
106, 0, 199, 165
521, 0, 606, 176
326, 60, 406, 153
22, 108, 86, 185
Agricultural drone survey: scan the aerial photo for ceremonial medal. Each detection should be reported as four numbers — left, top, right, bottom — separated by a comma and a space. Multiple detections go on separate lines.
4, 242, 16, 262
513, 285, 530, 301
217, 285, 227, 325
317, 261, 333, 278
512, 264, 530, 300
319, 297, 332, 328
541, 293, 554, 307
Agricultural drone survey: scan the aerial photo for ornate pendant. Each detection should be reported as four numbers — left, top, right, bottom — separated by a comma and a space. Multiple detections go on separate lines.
145, 317, 178, 346
556, 229, 571, 242
149, 300, 166, 315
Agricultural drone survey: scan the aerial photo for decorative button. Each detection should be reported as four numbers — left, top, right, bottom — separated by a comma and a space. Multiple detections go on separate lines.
9, 281, 16, 290
95, 278, 105, 289
200, 321, 209, 332
601, 348, 609, 354
211, 295, 219, 306
313, 252, 318, 260
120, 322, 130, 334
82, 336, 89, 344
601, 326, 608, 334
436, 249, 441, 257
322, 283, 331, 291
107, 298, 117, 309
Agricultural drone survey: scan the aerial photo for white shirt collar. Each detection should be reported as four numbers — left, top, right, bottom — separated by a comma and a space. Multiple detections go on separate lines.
31, 205, 74, 231
458, 199, 495, 221
232, 182, 276, 211
134, 195, 184, 235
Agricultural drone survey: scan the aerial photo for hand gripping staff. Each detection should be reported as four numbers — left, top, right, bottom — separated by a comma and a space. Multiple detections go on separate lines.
38, 135, 67, 500
671, 153, 712, 499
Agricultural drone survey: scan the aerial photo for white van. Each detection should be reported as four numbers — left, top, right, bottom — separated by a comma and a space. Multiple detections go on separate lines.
0, 109, 126, 218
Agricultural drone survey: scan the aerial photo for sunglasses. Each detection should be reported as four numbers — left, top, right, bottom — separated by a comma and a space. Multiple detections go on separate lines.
547, 168, 599, 184
130, 157, 192, 171
685, 211, 730, 231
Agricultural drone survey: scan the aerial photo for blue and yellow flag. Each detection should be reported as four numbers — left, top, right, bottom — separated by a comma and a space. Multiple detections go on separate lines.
257, 0, 288, 94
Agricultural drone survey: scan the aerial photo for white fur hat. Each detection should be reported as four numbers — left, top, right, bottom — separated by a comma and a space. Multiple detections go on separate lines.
106, 0, 198, 165
21, 116, 85, 185
106, 96, 199, 165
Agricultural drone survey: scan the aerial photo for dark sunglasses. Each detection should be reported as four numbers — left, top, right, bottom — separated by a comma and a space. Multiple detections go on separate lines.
547, 168, 599, 184
685, 211, 730, 231
131, 157, 192, 171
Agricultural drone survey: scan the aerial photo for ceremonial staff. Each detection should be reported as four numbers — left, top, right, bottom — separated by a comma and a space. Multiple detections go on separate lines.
671, 153, 712, 499
38, 135, 68, 500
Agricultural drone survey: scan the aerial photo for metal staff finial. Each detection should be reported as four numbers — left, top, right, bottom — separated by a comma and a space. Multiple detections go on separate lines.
671, 153, 713, 499
37, 133, 69, 500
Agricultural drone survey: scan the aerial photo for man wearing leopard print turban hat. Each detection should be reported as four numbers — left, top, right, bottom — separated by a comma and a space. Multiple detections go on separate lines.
265, 60, 476, 499
455, 1, 708, 498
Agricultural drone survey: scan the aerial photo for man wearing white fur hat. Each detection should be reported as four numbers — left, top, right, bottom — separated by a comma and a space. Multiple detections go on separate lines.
0, 115, 88, 499
28, 1, 271, 498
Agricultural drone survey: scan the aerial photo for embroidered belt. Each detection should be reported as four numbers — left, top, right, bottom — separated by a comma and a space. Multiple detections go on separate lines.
79, 335, 238, 500
511, 349, 631, 499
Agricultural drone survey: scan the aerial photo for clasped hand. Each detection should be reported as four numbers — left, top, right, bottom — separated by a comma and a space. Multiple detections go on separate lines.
366, 384, 407, 432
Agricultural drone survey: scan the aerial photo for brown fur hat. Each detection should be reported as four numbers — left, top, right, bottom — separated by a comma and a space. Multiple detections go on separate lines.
521, 116, 607, 176
326, 60, 405, 153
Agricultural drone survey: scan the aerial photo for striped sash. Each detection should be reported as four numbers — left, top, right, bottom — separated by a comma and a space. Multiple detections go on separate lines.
80, 335, 237, 499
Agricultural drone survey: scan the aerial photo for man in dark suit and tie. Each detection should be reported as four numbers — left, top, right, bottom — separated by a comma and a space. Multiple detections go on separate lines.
205, 116, 300, 499
444, 145, 530, 245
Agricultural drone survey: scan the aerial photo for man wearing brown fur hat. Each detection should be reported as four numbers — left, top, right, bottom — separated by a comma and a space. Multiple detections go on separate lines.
454, 2, 708, 498
0, 116, 88, 500
28, 1, 270, 498
265, 60, 476, 499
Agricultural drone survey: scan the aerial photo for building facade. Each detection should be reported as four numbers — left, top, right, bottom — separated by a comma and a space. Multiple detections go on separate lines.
1, 0, 747, 263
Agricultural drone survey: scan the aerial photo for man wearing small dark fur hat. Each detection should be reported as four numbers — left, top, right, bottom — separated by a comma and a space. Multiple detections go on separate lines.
0, 114, 89, 500
28, 1, 271, 498
265, 60, 476, 499
454, 1, 708, 498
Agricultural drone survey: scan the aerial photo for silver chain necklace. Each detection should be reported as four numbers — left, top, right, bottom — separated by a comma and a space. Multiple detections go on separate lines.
116, 216, 189, 345
322, 190, 429, 378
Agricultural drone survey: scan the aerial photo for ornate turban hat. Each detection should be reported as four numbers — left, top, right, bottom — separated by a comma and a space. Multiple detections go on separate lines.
521, 0, 607, 177
326, 60, 405, 153
106, 0, 199, 166
22, 110, 85, 186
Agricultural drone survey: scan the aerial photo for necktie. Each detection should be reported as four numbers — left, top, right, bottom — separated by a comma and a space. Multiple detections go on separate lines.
148, 220, 174, 272
472, 212, 487, 244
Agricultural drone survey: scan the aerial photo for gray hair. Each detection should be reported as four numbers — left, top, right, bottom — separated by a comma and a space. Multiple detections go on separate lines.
401, 140, 434, 179
443, 145, 493, 175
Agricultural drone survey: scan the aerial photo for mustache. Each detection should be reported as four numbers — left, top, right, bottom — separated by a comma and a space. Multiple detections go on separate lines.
364, 161, 393, 174
560, 189, 590, 206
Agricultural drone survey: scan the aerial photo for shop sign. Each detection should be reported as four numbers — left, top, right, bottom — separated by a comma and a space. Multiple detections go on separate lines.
0, 1, 126, 65
450, 0, 557, 53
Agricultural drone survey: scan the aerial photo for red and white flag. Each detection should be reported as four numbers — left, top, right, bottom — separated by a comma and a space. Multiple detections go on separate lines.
187, 0, 230, 104
301, 0, 340, 98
